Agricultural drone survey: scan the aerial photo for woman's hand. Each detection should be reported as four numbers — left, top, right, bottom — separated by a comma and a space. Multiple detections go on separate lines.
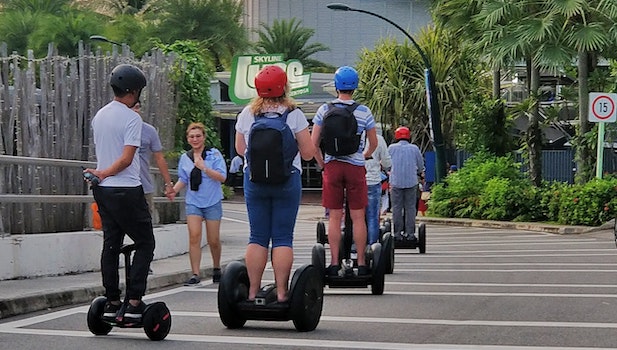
194, 153, 206, 172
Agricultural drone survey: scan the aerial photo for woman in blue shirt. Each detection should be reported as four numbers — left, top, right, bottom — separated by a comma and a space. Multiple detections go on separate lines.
171, 122, 227, 285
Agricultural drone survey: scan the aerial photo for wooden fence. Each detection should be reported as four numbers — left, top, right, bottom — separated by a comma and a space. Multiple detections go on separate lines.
0, 41, 180, 234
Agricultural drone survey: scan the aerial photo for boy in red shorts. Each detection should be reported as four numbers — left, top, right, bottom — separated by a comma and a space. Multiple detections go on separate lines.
311, 66, 377, 276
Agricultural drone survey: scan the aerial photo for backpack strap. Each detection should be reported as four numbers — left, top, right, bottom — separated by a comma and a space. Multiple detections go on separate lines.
256, 108, 293, 122
326, 102, 359, 116
345, 102, 359, 114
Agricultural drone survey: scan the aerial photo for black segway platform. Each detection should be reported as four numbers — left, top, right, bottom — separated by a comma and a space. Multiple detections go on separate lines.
217, 260, 324, 332
87, 244, 172, 341
312, 240, 386, 295
385, 218, 427, 253
312, 205, 388, 295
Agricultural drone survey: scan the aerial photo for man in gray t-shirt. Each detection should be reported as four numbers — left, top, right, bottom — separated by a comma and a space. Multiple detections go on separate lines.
134, 101, 174, 224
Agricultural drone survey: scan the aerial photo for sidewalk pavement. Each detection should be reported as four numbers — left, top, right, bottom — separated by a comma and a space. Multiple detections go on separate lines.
0, 198, 607, 320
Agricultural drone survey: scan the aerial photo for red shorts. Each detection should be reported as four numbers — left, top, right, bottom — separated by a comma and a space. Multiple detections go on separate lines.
322, 160, 367, 210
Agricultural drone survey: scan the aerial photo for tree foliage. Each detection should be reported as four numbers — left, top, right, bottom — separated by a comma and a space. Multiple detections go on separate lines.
255, 18, 333, 72
145, 0, 248, 70
356, 25, 482, 153
456, 95, 513, 156
157, 40, 217, 152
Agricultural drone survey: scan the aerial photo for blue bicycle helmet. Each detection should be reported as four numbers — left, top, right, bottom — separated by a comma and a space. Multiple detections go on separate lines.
334, 66, 358, 90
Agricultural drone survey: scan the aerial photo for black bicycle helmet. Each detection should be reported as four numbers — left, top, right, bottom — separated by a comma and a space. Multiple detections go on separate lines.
110, 64, 147, 92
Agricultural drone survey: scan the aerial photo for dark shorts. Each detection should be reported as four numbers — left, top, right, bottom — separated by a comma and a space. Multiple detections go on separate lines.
322, 160, 368, 210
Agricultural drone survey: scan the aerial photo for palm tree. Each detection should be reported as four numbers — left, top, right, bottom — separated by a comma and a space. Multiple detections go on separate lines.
28, 8, 105, 57
255, 18, 333, 72
0, 10, 41, 54
356, 25, 481, 153
1, 0, 68, 14
470, 1, 575, 186
144, 0, 249, 71
557, 0, 617, 183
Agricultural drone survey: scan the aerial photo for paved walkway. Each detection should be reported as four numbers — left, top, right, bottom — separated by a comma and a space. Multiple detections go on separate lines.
0, 197, 606, 320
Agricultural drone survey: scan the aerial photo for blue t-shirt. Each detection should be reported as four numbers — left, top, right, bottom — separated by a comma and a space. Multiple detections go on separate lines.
177, 148, 227, 208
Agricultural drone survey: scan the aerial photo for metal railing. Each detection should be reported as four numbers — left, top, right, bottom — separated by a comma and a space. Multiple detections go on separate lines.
0, 155, 184, 203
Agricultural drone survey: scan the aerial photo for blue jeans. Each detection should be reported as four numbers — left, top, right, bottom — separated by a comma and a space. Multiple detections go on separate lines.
365, 183, 382, 244
243, 171, 302, 248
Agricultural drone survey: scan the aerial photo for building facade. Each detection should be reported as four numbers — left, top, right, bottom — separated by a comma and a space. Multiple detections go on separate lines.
241, 0, 433, 68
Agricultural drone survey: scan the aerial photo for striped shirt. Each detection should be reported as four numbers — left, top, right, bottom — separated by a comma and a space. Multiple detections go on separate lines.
313, 99, 376, 167
387, 140, 424, 189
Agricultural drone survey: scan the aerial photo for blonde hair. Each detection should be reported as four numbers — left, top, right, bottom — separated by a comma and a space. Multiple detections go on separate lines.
186, 122, 206, 137
249, 83, 296, 115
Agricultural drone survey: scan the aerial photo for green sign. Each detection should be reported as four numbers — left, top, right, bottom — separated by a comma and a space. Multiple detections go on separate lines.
229, 54, 312, 105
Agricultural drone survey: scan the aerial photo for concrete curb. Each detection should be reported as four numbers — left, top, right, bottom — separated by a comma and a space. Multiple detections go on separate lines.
0, 263, 237, 319
416, 216, 601, 234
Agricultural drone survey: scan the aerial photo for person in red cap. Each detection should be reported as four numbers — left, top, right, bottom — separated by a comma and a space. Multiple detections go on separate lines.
387, 126, 425, 241
234, 65, 316, 303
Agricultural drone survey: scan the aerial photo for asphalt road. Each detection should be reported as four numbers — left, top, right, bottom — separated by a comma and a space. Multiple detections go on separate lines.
2, 212, 617, 349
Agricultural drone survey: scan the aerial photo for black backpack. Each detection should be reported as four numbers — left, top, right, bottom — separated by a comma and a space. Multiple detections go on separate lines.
246, 109, 298, 184
321, 102, 360, 156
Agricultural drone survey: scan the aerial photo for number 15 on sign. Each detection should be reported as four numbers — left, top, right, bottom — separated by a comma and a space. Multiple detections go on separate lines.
589, 93, 617, 122
588, 92, 616, 179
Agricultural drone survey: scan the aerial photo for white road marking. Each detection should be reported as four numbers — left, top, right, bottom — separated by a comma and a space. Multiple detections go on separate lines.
392, 268, 617, 272
1, 327, 614, 350
389, 262, 617, 266
180, 287, 617, 298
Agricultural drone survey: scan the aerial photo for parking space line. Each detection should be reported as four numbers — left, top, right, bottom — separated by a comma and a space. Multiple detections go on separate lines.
2, 326, 612, 350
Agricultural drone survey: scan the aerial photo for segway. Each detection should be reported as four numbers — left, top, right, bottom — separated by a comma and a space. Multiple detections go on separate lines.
379, 219, 395, 274
387, 217, 426, 253
316, 220, 328, 244
87, 244, 172, 341
217, 260, 324, 332
312, 203, 388, 295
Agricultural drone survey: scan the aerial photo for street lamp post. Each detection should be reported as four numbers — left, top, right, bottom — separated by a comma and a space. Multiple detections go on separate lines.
327, 3, 447, 184
89, 35, 122, 46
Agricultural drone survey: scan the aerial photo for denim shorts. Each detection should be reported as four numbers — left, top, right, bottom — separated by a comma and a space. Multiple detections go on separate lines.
185, 201, 223, 221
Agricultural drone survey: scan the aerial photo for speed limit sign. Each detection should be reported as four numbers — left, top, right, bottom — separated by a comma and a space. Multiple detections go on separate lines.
589, 93, 617, 122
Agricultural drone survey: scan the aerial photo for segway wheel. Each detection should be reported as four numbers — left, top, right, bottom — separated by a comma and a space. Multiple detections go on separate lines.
217, 261, 248, 329
142, 302, 171, 341
418, 223, 426, 254
384, 219, 391, 234
290, 265, 324, 332
316, 221, 327, 244
382, 232, 395, 274
311, 244, 326, 282
87, 296, 113, 336
370, 243, 385, 295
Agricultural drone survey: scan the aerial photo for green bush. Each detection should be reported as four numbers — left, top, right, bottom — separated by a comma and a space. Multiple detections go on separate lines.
427, 156, 617, 226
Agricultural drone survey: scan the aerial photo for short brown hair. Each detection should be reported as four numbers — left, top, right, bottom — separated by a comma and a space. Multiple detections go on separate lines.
186, 122, 206, 136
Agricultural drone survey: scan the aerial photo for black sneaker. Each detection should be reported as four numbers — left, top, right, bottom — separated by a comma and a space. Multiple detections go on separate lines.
326, 264, 340, 277
357, 265, 370, 276
212, 268, 222, 283
102, 301, 120, 321
124, 301, 146, 323
184, 274, 201, 286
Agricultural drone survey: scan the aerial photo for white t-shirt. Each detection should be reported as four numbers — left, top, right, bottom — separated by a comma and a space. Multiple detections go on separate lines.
91, 100, 142, 187
235, 105, 309, 172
